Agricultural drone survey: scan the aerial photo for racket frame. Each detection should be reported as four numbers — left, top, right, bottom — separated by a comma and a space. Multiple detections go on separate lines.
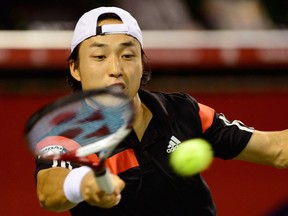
24, 87, 134, 194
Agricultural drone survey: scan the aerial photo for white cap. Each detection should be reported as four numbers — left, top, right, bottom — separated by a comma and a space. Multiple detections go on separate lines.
70, 7, 143, 53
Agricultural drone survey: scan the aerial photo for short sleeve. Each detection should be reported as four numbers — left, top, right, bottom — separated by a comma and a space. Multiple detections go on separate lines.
203, 113, 254, 159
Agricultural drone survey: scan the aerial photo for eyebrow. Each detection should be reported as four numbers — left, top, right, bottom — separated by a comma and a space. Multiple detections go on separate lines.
89, 42, 107, 48
89, 40, 136, 49
119, 41, 136, 48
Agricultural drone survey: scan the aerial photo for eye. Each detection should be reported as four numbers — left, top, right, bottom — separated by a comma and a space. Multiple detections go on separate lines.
122, 54, 134, 60
92, 55, 106, 61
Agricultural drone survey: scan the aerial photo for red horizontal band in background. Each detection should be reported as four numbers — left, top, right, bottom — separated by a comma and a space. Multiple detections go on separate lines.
0, 30, 287, 70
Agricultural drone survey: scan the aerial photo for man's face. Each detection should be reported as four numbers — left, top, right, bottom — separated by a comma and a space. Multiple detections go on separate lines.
70, 18, 143, 99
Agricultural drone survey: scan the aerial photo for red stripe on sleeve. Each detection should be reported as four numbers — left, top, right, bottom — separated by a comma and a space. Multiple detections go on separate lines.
106, 149, 139, 175
198, 103, 215, 133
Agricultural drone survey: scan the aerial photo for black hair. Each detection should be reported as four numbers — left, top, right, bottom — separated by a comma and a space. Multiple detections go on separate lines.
66, 13, 151, 92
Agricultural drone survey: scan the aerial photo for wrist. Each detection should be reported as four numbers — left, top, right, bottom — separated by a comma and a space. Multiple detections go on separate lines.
63, 166, 92, 203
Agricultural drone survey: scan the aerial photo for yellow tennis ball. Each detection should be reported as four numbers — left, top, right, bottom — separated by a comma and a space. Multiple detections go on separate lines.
169, 138, 213, 176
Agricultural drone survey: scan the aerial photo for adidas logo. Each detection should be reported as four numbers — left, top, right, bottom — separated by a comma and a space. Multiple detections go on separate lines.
166, 136, 181, 153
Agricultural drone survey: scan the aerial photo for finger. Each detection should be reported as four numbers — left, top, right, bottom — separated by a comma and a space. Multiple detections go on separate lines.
89, 193, 121, 208
115, 194, 121, 205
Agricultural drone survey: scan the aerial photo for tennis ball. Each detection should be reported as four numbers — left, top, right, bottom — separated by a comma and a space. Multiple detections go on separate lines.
169, 138, 213, 176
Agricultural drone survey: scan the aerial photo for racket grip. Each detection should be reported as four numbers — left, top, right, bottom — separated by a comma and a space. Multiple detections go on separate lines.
95, 168, 114, 194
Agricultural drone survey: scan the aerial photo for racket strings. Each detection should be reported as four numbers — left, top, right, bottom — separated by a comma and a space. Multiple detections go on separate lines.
27, 93, 132, 156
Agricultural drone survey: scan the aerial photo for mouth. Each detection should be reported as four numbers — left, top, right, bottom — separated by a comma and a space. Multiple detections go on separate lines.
109, 83, 125, 92
110, 82, 125, 89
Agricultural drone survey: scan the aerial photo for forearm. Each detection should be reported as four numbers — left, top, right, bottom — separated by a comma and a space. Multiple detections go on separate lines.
36, 166, 125, 211
273, 129, 288, 168
37, 167, 77, 212
236, 129, 288, 168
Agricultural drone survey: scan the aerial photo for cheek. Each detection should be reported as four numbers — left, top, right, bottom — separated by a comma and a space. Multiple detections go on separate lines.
77, 63, 104, 90
130, 63, 143, 88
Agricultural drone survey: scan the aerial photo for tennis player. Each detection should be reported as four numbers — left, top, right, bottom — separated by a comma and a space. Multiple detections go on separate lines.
35, 6, 288, 216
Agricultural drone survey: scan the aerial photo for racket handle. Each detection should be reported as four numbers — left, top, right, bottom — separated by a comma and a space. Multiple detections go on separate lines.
95, 168, 114, 194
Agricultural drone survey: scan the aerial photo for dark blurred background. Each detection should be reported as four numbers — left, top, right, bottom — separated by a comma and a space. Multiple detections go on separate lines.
1, 0, 288, 30
0, 1, 288, 216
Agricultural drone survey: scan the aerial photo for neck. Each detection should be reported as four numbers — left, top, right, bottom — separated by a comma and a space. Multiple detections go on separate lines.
132, 93, 152, 141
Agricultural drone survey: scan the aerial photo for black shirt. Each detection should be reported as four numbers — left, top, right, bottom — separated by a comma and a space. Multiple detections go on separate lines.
36, 89, 253, 216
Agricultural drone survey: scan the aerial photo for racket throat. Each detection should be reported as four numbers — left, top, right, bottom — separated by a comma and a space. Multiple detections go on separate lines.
93, 161, 107, 176
94, 168, 107, 177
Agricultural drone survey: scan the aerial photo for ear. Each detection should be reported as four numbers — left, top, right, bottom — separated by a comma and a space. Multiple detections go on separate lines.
69, 61, 81, 81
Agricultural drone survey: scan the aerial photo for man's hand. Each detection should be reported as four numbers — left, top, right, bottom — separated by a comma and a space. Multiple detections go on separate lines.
80, 170, 125, 208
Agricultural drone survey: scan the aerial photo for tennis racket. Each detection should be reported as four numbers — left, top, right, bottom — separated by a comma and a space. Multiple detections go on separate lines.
24, 86, 134, 194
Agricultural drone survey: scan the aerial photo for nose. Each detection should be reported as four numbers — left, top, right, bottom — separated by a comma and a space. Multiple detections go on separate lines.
109, 56, 122, 78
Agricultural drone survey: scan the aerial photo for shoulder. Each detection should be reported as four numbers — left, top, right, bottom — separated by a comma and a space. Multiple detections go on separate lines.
150, 91, 199, 108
